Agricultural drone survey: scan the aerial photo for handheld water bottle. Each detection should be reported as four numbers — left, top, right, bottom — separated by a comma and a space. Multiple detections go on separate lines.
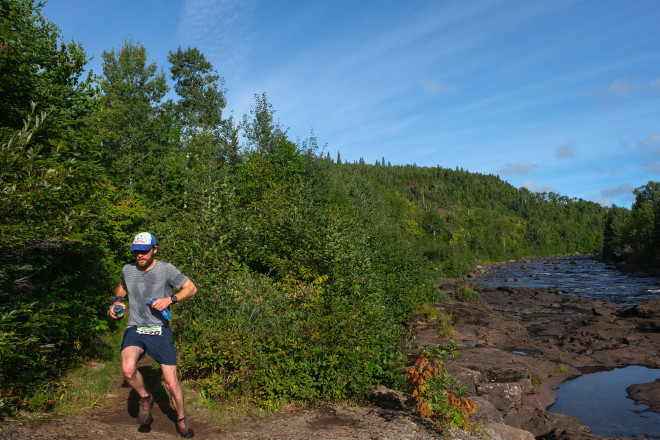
148, 298, 172, 320
112, 304, 125, 319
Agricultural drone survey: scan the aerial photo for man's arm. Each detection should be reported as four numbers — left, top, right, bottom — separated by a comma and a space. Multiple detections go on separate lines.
109, 284, 127, 319
174, 279, 197, 303
151, 279, 197, 311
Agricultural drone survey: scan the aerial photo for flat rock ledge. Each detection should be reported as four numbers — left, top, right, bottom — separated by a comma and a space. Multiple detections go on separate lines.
402, 278, 660, 440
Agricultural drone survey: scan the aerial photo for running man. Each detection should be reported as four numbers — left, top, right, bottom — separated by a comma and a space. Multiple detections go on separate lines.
110, 232, 197, 437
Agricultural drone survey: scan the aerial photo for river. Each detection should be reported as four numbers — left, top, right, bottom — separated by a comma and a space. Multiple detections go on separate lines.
474, 255, 660, 306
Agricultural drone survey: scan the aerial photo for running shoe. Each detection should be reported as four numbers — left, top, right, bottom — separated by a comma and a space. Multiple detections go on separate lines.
137, 394, 154, 425
176, 417, 194, 438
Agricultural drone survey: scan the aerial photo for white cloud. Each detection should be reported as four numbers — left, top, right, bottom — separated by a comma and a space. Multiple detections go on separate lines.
521, 179, 557, 194
601, 183, 633, 197
497, 161, 537, 176
634, 133, 660, 174
593, 196, 612, 207
555, 141, 576, 159
602, 79, 635, 97
637, 133, 660, 149
421, 79, 457, 96
599, 183, 635, 206
594, 78, 660, 104
588, 162, 604, 173
644, 162, 660, 174
177, 0, 252, 77
650, 78, 660, 91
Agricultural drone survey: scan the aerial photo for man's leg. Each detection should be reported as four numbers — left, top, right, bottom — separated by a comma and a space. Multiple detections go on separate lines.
162, 364, 194, 437
122, 345, 154, 425
161, 364, 185, 419
121, 345, 149, 398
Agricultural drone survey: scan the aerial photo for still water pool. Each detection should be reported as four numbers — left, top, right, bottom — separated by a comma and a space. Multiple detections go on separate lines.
475, 256, 660, 438
549, 363, 660, 437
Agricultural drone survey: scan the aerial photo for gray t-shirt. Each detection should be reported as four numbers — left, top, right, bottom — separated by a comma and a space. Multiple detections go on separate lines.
120, 259, 188, 327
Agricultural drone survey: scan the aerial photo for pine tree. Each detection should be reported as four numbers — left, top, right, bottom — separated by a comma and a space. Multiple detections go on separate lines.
652, 200, 660, 266
168, 47, 226, 135
95, 39, 170, 192
602, 208, 616, 261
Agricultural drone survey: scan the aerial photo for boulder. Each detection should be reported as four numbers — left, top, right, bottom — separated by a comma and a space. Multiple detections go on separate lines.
371, 385, 414, 411
626, 378, 660, 412
481, 422, 535, 440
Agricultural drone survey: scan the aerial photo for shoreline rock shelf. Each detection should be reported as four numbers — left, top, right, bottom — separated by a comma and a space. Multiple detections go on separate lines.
410, 271, 660, 439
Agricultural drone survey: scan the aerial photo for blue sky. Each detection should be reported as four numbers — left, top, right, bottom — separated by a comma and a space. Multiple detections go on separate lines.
44, 0, 660, 207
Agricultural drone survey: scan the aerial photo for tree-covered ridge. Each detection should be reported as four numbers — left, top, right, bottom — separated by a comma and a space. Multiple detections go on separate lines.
336, 163, 607, 275
1, 0, 614, 416
602, 181, 660, 266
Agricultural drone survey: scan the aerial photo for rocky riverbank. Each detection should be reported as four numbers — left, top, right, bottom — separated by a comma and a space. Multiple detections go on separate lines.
404, 257, 660, 439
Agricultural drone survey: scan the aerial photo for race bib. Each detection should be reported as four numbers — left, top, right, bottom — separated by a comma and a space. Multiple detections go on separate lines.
136, 325, 162, 336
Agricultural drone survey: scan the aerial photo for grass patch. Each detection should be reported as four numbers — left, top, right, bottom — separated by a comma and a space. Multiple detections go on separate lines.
454, 284, 480, 302
55, 329, 123, 416
178, 379, 261, 427
438, 313, 455, 339
417, 303, 441, 324
415, 303, 454, 339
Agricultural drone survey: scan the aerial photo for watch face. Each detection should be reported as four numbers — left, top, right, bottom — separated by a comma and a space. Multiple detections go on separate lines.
171, 295, 177, 303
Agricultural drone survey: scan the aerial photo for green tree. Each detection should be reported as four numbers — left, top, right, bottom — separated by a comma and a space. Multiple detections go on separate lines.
652, 199, 660, 266
168, 46, 226, 135
95, 39, 172, 194
627, 181, 660, 256
166, 47, 238, 215
241, 92, 287, 154
0, 105, 99, 238
0, 1, 104, 240
0, 0, 93, 142
602, 208, 617, 261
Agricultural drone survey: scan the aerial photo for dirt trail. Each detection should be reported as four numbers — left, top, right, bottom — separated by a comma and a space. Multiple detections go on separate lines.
0, 401, 446, 440
0, 360, 448, 440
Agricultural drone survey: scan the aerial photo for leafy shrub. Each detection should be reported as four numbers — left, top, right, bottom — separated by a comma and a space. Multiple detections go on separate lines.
454, 284, 480, 302
0, 240, 115, 416
176, 271, 408, 407
436, 290, 450, 303
405, 343, 478, 431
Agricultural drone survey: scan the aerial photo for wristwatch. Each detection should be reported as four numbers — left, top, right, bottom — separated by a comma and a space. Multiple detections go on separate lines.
170, 295, 178, 304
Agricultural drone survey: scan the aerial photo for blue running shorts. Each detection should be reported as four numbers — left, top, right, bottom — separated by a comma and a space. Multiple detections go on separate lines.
120, 325, 177, 366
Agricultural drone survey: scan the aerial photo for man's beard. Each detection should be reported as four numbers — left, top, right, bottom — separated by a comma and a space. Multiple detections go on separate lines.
136, 255, 154, 269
